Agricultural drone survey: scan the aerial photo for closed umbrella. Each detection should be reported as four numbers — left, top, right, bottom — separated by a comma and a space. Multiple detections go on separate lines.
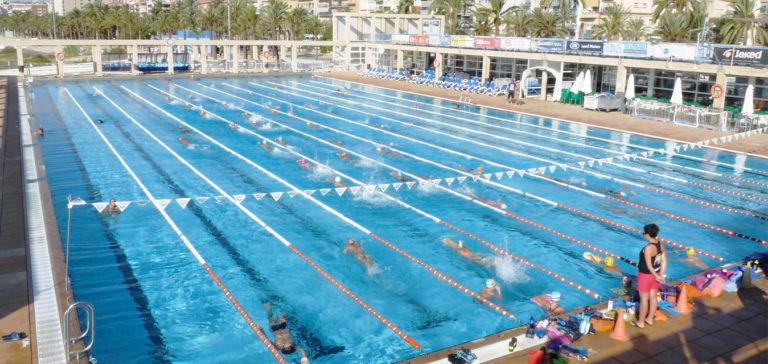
572, 71, 584, 94
582, 69, 593, 94
742, 84, 754, 115
625, 74, 635, 100
670, 77, 683, 105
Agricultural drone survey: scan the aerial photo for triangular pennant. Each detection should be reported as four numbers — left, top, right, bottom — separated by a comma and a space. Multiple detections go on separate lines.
506, 171, 515, 178
432, 178, 442, 185
674, 146, 681, 152
537, 167, 546, 174
136, 200, 149, 205
559, 164, 568, 172
495, 172, 504, 180
719, 137, 726, 143
271, 192, 284, 201
287, 191, 298, 198
92, 202, 108, 213
746, 131, 752, 137
116, 201, 131, 212
349, 186, 361, 195
457, 176, 467, 184
696, 141, 703, 147
597, 159, 604, 166
588, 160, 595, 167
471, 175, 479, 182
365, 185, 376, 193
605, 157, 613, 164
233, 194, 246, 203
335, 187, 346, 196
640, 152, 648, 158
214, 195, 226, 203
727, 135, 733, 142
176, 198, 191, 208
392, 182, 403, 191
253, 193, 266, 200
482, 173, 492, 180
703, 140, 710, 146
711, 138, 718, 144
445, 177, 455, 186
378, 184, 389, 192
578, 161, 585, 168
406, 181, 416, 189
70, 198, 87, 206
420, 180, 430, 186
517, 170, 526, 177
156, 199, 171, 210
682, 144, 689, 151
548, 166, 556, 173
616, 155, 624, 161
734, 134, 740, 140
196, 196, 210, 204
305, 189, 316, 196
319, 188, 331, 196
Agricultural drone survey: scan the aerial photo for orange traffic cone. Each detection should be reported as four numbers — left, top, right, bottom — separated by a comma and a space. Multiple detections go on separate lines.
609, 308, 630, 342
654, 310, 668, 321
674, 285, 692, 314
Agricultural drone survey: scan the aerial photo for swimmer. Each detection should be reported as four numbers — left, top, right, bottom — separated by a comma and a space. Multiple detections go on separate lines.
268, 105, 277, 114
289, 105, 295, 116
188, 95, 194, 100
94, 119, 104, 125
297, 158, 314, 171
468, 189, 508, 211
298, 347, 309, 364
199, 110, 206, 116
35, 128, 44, 135
251, 119, 260, 128
264, 302, 296, 354
532, 291, 565, 316
306, 122, 319, 130
454, 104, 461, 110
583, 252, 622, 275
178, 137, 191, 146
540, 172, 636, 197
390, 170, 409, 182
455, 164, 484, 175
304, 102, 315, 109
105, 198, 120, 217
166, 98, 173, 103
177, 126, 189, 133
343, 238, 373, 268
327, 139, 343, 146
221, 101, 227, 106
185, 103, 192, 108
480, 279, 502, 300
275, 136, 287, 146
673, 247, 708, 270
444, 238, 486, 263
242, 112, 251, 118
337, 152, 358, 164
376, 146, 402, 158
258, 139, 273, 151
413, 102, 418, 109
229, 122, 239, 130
326, 176, 347, 188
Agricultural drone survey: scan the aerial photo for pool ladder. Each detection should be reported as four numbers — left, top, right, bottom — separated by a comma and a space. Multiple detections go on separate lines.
64, 302, 94, 362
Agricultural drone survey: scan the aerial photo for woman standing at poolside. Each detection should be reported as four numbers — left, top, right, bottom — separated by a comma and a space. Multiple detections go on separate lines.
634, 223, 666, 328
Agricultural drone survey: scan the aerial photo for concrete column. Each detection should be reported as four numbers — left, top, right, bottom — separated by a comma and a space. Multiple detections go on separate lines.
418, 16, 424, 35
131, 44, 139, 74
224, 45, 231, 71
345, 15, 351, 41
647, 70, 655, 97
435, 53, 443, 77
615, 64, 627, 93
291, 45, 298, 72
481, 55, 490, 81
396, 49, 404, 70
201, 45, 208, 74
92, 45, 103, 76
55, 45, 64, 76
365, 46, 372, 68
16, 46, 24, 76
167, 45, 174, 75
233, 45, 240, 73
713, 71, 727, 109
252, 45, 259, 61
540, 71, 548, 100
394, 17, 400, 34
345, 45, 352, 70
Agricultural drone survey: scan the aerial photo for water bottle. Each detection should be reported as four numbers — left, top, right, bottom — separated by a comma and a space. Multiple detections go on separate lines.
525, 316, 535, 338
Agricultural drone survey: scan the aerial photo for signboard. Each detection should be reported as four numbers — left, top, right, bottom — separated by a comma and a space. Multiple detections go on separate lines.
500, 38, 531, 51
534, 39, 565, 53
392, 34, 410, 44
422, 19, 441, 35
451, 36, 475, 48
566, 40, 603, 56
474, 37, 501, 49
712, 46, 768, 66
439, 36, 452, 47
603, 41, 647, 58
647, 43, 697, 61
428, 35, 441, 46
410, 35, 429, 45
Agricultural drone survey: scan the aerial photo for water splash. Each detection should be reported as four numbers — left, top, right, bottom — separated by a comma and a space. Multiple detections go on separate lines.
494, 255, 531, 284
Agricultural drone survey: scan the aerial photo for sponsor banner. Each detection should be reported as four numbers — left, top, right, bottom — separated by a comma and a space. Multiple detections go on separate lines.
500, 38, 531, 51
451, 36, 475, 48
474, 37, 501, 49
647, 43, 697, 61
566, 40, 603, 56
428, 35, 441, 46
603, 42, 647, 58
712, 46, 768, 66
439, 36, 452, 47
392, 34, 410, 44
410, 35, 429, 45
373, 33, 391, 42
534, 39, 565, 53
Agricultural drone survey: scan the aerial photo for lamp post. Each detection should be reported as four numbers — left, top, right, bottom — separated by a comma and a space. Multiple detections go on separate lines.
227, 0, 231, 40
51, 1, 56, 39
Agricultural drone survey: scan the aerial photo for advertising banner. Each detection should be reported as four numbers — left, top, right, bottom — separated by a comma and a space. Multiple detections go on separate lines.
647, 43, 697, 61
451, 36, 475, 48
474, 37, 501, 49
439, 36, 452, 47
500, 38, 531, 51
603, 42, 647, 58
534, 39, 565, 53
566, 40, 603, 56
428, 35, 441, 46
410, 35, 429, 45
392, 34, 410, 44
712, 46, 768, 66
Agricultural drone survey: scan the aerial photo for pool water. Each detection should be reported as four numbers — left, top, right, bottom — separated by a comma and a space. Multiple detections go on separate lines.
28, 75, 768, 363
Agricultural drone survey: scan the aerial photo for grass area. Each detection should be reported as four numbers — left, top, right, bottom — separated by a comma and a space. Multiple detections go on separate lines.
0, 47, 56, 68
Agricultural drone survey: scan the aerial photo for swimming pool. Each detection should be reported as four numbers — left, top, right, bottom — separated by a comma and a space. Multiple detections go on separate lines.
28, 75, 768, 363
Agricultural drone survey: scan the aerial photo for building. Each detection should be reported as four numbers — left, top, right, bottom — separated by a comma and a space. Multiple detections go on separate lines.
1, 1, 51, 15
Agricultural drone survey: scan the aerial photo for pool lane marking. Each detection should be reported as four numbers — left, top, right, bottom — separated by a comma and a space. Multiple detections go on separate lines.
99, 82, 423, 351
306, 77, 768, 180
152, 81, 605, 299
63, 86, 289, 363
187, 80, 726, 262
721, 174, 768, 188
124, 81, 518, 323
222, 81, 765, 249
173, 80, 651, 267
269, 79, 768, 201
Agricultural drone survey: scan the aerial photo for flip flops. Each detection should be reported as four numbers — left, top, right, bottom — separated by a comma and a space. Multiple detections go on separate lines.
2, 332, 26, 342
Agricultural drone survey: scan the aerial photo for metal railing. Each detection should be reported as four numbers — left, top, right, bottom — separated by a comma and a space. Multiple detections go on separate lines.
64, 302, 94, 362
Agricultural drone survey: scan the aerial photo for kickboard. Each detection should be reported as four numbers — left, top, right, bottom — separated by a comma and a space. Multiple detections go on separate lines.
583, 252, 595, 261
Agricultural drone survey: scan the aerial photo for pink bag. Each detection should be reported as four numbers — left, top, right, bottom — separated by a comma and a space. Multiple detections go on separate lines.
702, 277, 726, 297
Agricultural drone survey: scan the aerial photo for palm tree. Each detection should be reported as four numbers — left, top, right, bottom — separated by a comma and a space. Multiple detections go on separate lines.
719, 0, 767, 45
654, 11, 692, 42
472, 7, 493, 35
303, 15, 327, 59
540, 0, 583, 31
262, 0, 289, 40
286, 7, 309, 40
531, 8, 567, 38
622, 18, 648, 41
652, 0, 706, 31
481, 0, 514, 36
504, 8, 532, 37
397, 0, 414, 14
429, 0, 469, 35
592, 4, 630, 40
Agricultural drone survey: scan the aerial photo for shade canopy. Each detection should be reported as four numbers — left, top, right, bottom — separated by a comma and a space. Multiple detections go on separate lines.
625, 74, 635, 100
670, 77, 683, 105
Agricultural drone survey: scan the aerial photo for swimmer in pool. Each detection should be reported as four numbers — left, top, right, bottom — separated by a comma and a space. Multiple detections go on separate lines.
584, 252, 623, 275
337, 152, 358, 164
166, 97, 173, 103
242, 112, 251, 118
480, 279, 502, 300
390, 170, 409, 182
264, 302, 296, 355
289, 105, 295, 116
251, 119, 261, 128
327, 139, 343, 146
304, 102, 315, 109
467, 189, 508, 211
306, 122, 319, 130
275, 136, 287, 147
258, 139, 273, 151
343, 238, 374, 269
326, 176, 347, 188
538, 172, 636, 197
376, 146, 402, 158
188, 95, 194, 100
268, 105, 277, 114
34, 128, 44, 135
297, 158, 314, 171
177, 126, 189, 133
444, 238, 484, 262
94, 119, 104, 125
178, 137, 191, 146
673, 247, 708, 270
229, 122, 239, 130
532, 291, 565, 316
105, 198, 120, 217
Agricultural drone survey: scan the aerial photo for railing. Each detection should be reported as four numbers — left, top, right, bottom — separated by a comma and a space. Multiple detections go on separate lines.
64, 302, 94, 362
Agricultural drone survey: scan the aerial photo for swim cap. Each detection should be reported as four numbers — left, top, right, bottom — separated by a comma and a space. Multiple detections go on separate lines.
457, 240, 464, 248
299, 158, 306, 163
376, 146, 382, 151
486, 279, 496, 288
551, 291, 561, 302
347, 238, 354, 245
500, 203, 508, 210
262, 139, 267, 144
604, 257, 615, 267
686, 247, 695, 256
277, 136, 282, 141
334, 176, 341, 182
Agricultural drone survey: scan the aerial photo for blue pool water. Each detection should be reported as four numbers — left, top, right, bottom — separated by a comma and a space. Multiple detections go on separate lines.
28, 75, 768, 363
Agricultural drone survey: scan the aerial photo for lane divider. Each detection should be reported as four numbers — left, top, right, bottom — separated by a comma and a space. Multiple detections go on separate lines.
641, 185, 768, 222
686, 179, 768, 203
97, 81, 422, 351
307, 77, 768, 180
157, 80, 606, 298
722, 174, 768, 188
130, 80, 519, 322
63, 86, 288, 363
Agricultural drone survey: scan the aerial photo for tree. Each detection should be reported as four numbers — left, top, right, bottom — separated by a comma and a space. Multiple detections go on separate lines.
262, 0, 289, 40
504, 8, 532, 37
429, 0, 469, 35
653, 11, 692, 42
623, 18, 648, 41
397, 0, 414, 14
286, 7, 309, 40
540, 0, 583, 33
472, 7, 493, 36
719, 0, 768, 45
652, 0, 706, 31
531, 8, 567, 38
483, 0, 514, 36
592, 4, 630, 40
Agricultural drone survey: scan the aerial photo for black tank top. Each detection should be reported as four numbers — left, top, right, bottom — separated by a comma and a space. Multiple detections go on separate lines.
638, 242, 662, 274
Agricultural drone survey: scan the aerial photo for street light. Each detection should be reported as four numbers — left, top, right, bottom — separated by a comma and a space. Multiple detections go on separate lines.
227, 0, 231, 40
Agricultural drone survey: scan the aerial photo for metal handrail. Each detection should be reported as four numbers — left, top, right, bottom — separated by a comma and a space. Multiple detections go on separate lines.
64, 302, 94, 362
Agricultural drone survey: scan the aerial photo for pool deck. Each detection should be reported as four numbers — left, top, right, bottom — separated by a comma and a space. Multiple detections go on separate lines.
322, 72, 768, 158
